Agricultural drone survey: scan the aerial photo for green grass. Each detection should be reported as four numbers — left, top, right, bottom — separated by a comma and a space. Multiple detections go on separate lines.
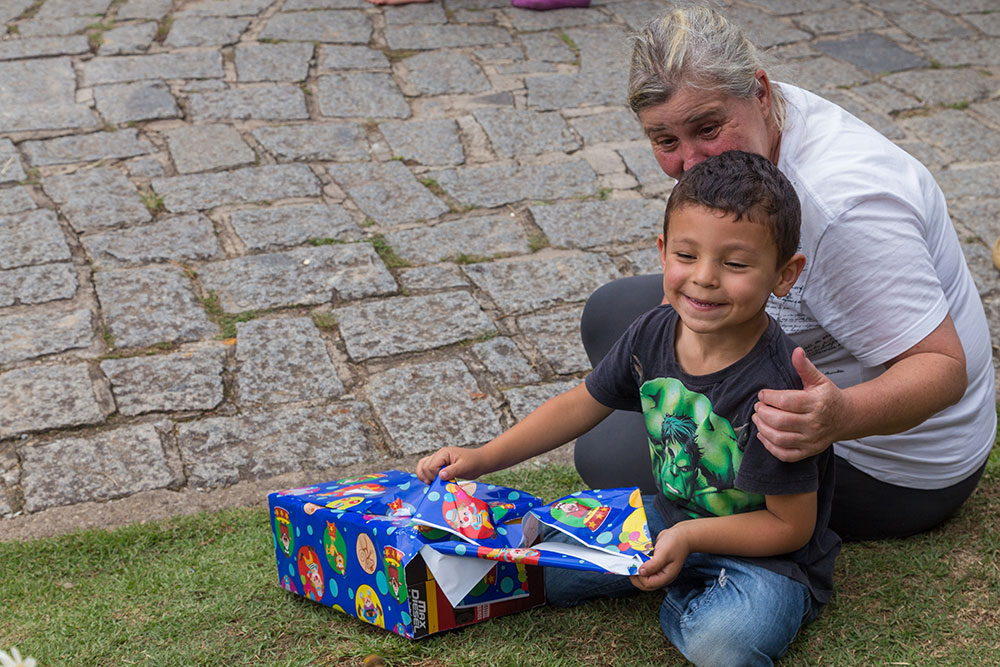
2, 447, 999, 666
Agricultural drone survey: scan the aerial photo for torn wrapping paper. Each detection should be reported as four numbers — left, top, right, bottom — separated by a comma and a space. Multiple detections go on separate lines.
268, 470, 653, 636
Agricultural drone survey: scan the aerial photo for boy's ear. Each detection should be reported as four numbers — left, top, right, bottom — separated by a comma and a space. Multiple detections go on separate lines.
773, 253, 805, 297
657, 233, 667, 269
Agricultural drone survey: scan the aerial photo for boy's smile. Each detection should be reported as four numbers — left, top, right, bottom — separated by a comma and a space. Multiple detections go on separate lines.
659, 203, 803, 367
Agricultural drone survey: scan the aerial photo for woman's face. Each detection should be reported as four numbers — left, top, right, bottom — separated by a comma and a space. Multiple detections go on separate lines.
638, 70, 777, 180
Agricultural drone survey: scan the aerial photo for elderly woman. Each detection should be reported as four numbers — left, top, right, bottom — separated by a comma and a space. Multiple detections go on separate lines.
576, 6, 995, 542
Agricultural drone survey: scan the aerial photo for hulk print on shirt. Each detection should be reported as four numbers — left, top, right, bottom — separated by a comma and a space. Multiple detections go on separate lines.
639, 376, 765, 518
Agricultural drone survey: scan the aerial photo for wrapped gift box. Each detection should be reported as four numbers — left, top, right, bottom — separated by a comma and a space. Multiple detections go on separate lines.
268, 470, 546, 639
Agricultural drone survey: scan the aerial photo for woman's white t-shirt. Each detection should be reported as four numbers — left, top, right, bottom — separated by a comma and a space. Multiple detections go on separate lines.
769, 83, 995, 489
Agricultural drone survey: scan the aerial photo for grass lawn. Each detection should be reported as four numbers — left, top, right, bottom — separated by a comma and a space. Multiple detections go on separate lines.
2, 449, 998, 666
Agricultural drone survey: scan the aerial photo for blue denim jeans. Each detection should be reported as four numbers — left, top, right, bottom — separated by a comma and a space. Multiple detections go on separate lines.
543, 495, 820, 667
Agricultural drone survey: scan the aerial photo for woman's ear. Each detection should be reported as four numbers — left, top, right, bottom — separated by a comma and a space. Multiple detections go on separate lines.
773, 253, 805, 297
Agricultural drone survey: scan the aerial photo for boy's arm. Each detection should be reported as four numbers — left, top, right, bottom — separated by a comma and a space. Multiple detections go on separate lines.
630, 491, 816, 591
416, 383, 613, 483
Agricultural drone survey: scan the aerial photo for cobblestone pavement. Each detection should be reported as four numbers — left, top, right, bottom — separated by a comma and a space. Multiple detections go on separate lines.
1, 0, 999, 538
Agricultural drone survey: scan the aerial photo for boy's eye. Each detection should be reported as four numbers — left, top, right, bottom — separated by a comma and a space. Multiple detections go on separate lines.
674, 252, 696, 261
725, 261, 748, 269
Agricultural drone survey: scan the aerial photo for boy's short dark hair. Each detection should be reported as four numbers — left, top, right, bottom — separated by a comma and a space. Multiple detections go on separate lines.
664, 150, 801, 264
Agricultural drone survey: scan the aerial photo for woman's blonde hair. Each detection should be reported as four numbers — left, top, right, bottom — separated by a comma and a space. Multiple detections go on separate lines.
628, 6, 786, 129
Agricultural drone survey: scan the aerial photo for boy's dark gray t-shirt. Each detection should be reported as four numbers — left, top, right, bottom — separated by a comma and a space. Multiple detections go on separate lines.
585, 305, 841, 604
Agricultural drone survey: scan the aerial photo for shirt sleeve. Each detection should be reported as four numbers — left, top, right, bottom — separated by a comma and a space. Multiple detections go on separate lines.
802, 198, 949, 367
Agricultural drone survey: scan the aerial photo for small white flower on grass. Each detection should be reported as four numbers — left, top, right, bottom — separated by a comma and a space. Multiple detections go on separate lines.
0, 647, 37, 667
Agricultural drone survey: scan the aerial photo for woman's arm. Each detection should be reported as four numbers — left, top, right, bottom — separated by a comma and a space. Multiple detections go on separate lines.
751, 315, 967, 463
631, 491, 817, 590
416, 383, 614, 483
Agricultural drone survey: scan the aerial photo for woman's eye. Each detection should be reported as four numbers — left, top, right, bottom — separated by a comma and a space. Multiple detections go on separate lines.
654, 136, 677, 150
699, 125, 720, 138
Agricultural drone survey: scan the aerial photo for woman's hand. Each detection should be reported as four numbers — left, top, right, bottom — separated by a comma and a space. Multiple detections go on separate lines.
416, 446, 491, 485
630, 527, 690, 591
752, 347, 845, 462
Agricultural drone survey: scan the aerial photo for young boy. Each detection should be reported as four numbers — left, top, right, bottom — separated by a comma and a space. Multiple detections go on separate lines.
416, 150, 840, 665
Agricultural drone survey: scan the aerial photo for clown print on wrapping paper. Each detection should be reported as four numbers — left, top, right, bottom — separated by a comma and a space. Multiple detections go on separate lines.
323, 520, 348, 576
619, 488, 653, 553
273, 506, 294, 557
383, 545, 407, 603
297, 546, 325, 601
443, 482, 496, 540
355, 584, 384, 628
550, 496, 610, 531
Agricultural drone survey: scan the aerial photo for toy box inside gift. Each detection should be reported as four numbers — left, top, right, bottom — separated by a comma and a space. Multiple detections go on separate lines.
268, 470, 653, 639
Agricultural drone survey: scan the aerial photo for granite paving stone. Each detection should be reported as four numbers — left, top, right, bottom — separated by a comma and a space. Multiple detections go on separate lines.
100, 344, 227, 416
152, 164, 321, 212
473, 108, 580, 158
197, 243, 397, 312
618, 145, 676, 193
397, 264, 468, 291
891, 10, 972, 40
849, 82, 923, 115
569, 110, 645, 144
83, 52, 224, 86
0, 263, 78, 307
318, 45, 391, 70
610, 0, 682, 30
813, 33, 926, 72
778, 56, 871, 92
367, 359, 502, 454
259, 10, 372, 43
517, 305, 589, 375
0, 140, 26, 185
505, 6, 607, 31
906, 109, 1000, 163
820, 89, 904, 141
400, 52, 491, 96
35, 0, 111, 17
20, 129, 154, 167
530, 198, 663, 249
795, 8, 887, 35
519, 32, 575, 63
924, 39, 1000, 67
962, 240, 1000, 298
187, 85, 309, 122
626, 246, 662, 275
115, 0, 174, 20
0, 35, 90, 60
934, 165, 1000, 200
284, 0, 367, 8
0, 363, 112, 439
379, 119, 465, 166
475, 46, 524, 62
496, 61, 559, 75
327, 161, 449, 225
882, 69, 997, 107
947, 199, 1000, 245
0, 58, 98, 133
385, 24, 512, 50
971, 99, 1000, 127
0, 0, 33, 22
164, 16, 250, 47
434, 161, 597, 208
13, 16, 94, 37
527, 69, 628, 110
462, 250, 621, 314
94, 265, 217, 348
251, 123, 369, 162
335, 292, 495, 360
97, 21, 158, 55
81, 214, 223, 267
174, 0, 273, 15
384, 214, 529, 264
0, 447, 16, 515
317, 73, 410, 119
235, 43, 314, 82
126, 156, 167, 179
504, 379, 578, 421
42, 168, 151, 233
21, 423, 177, 512
725, 7, 811, 47
94, 80, 181, 125
177, 402, 377, 488
0, 188, 36, 215
164, 124, 256, 174
236, 317, 344, 404
383, 2, 448, 25
230, 203, 361, 251
472, 336, 541, 386
1, 210, 73, 271
0, 308, 94, 365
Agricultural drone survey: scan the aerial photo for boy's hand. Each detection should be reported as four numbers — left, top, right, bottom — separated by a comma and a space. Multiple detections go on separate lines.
629, 527, 689, 591
415, 446, 489, 485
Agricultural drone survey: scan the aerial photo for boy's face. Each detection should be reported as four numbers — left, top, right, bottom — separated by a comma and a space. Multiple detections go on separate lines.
658, 204, 803, 340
